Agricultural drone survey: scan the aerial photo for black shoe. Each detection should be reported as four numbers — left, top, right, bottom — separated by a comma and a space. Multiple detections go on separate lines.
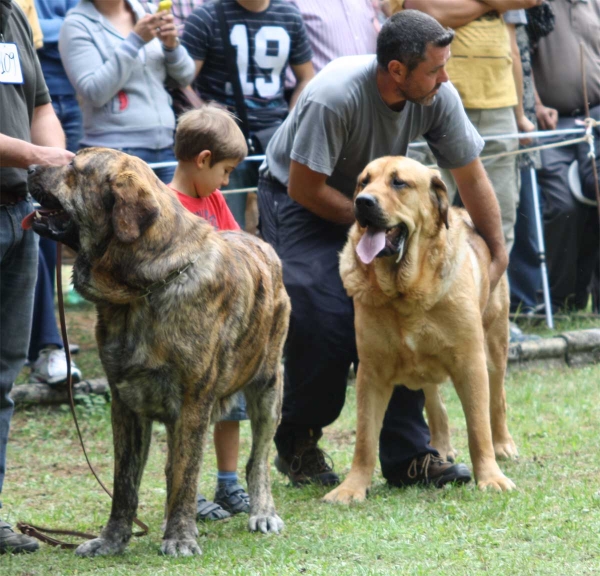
274, 441, 339, 487
387, 453, 472, 488
0, 520, 39, 554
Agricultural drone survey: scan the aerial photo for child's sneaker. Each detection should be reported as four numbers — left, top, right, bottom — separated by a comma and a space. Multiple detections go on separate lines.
31, 347, 82, 385
214, 483, 250, 515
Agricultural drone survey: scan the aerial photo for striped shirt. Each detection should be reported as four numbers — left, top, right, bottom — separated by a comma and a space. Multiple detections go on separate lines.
182, 0, 312, 132
287, 0, 379, 74
139, 0, 207, 26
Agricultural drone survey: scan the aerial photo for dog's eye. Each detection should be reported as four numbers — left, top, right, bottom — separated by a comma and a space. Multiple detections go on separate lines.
359, 175, 370, 188
391, 177, 407, 190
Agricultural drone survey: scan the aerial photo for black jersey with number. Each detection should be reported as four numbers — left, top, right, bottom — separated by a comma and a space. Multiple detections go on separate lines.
182, 0, 312, 132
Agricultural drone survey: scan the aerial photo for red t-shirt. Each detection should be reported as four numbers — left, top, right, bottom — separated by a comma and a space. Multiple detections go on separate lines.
170, 187, 240, 231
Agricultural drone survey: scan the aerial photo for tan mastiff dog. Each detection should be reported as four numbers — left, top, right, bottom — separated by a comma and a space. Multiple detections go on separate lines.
324, 156, 518, 505
25, 148, 290, 556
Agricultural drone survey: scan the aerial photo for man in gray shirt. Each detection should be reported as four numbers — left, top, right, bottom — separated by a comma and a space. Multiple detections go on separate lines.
258, 10, 508, 488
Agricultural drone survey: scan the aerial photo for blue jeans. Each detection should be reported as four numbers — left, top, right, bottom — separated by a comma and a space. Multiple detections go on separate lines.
0, 199, 39, 502
51, 94, 83, 154
28, 237, 62, 362
27, 96, 83, 363
118, 147, 177, 185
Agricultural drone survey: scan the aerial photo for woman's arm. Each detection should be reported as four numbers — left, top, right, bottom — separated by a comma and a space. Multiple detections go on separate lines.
158, 13, 196, 87
59, 16, 160, 108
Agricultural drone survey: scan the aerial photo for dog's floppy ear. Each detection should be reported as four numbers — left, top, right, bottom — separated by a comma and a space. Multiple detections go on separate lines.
111, 171, 160, 243
430, 171, 449, 229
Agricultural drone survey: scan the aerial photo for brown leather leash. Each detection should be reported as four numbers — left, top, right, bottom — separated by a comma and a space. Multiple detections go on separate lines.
18, 243, 149, 548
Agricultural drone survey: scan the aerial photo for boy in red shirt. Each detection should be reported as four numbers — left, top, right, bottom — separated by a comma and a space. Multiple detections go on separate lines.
169, 104, 250, 520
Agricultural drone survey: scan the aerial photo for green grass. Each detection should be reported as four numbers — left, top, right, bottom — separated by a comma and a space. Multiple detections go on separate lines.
3, 301, 600, 575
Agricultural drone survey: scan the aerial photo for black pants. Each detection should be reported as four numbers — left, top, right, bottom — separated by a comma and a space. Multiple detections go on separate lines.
257, 174, 437, 481
537, 106, 600, 310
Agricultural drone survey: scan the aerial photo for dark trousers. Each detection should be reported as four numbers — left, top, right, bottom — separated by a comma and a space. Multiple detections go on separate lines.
28, 237, 62, 362
257, 175, 436, 480
537, 108, 600, 310
27, 95, 84, 362
51, 94, 83, 154
508, 167, 543, 312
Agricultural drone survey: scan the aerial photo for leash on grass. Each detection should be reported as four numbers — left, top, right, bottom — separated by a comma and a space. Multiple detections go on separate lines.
17, 245, 149, 549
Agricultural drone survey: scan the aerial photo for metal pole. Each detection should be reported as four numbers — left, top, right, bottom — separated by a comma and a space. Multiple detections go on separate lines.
530, 166, 554, 329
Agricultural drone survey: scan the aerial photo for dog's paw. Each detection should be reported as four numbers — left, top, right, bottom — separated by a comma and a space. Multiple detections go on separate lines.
494, 438, 519, 461
322, 484, 367, 504
438, 446, 458, 463
477, 474, 516, 492
248, 513, 284, 534
160, 537, 202, 557
75, 537, 127, 557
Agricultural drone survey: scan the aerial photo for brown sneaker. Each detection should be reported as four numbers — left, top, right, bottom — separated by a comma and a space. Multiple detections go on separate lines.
274, 441, 339, 487
387, 453, 472, 488
0, 520, 39, 554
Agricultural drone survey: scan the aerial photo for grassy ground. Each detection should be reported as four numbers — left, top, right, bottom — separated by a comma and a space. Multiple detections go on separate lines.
2, 300, 600, 575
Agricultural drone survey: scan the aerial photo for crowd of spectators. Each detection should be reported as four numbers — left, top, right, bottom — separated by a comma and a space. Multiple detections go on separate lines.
1, 0, 599, 555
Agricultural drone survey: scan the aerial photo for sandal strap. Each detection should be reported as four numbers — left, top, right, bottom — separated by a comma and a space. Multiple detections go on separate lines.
196, 496, 230, 520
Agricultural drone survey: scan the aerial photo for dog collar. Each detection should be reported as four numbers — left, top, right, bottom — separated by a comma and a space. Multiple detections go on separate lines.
137, 256, 199, 300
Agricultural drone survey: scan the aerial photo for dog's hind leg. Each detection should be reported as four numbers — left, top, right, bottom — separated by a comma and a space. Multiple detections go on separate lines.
485, 315, 518, 461
161, 398, 213, 557
323, 364, 394, 504
450, 350, 515, 491
244, 365, 284, 534
424, 384, 457, 462
75, 392, 153, 557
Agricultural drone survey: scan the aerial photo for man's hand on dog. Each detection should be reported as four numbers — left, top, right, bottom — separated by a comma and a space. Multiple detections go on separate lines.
32, 146, 75, 167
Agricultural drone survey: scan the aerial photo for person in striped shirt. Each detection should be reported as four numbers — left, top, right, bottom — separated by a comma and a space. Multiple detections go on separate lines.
181, 0, 314, 227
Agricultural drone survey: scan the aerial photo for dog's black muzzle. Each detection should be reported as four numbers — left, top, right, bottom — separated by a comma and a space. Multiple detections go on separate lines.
354, 194, 388, 229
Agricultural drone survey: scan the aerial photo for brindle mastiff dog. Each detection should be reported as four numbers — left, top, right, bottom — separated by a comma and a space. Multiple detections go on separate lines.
25, 148, 290, 556
323, 156, 518, 505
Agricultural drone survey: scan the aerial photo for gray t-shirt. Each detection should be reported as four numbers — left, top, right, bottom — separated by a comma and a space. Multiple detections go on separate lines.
265, 55, 484, 198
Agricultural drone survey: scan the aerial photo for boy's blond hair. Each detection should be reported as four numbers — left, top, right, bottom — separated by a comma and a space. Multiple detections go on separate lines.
174, 103, 248, 165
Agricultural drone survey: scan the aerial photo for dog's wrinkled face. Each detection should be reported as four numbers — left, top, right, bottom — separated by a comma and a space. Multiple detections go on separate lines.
353, 156, 449, 265
24, 148, 161, 252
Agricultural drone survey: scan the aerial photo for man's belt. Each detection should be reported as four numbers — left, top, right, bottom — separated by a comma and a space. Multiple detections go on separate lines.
0, 191, 28, 205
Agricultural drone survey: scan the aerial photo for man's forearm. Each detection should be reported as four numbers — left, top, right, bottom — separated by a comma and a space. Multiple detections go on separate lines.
289, 78, 311, 110
508, 24, 525, 121
290, 181, 355, 225
451, 159, 508, 283
484, 0, 543, 13
403, 0, 491, 28
288, 160, 355, 225
0, 134, 46, 168
31, 103, 66, 149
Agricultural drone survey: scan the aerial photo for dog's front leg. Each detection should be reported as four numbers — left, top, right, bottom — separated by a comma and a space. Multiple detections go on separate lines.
76, 392, 152, 557
244, 367, 285, 534
323, 364, 394, 504
451, 353, 516, 492
161, 400, 211, 557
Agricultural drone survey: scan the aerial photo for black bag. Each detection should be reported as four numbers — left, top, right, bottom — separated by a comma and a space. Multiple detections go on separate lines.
251, 125, 279, 155
216, 0, 278, 154
167, 84, 204, 117
525, 2, 555, 49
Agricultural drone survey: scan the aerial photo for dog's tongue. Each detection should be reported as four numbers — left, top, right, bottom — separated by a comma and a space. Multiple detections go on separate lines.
21, 211, 36, 230
356, 229, 386, 264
